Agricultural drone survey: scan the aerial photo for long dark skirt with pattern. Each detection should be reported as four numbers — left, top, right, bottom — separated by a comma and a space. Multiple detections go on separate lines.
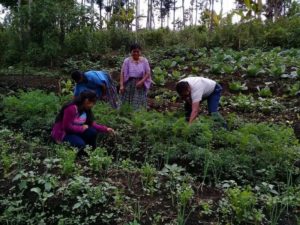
106, 75, 120, 109
121, 78, 147, 110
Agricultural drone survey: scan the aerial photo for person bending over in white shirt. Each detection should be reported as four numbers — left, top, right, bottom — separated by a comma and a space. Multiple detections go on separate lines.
176, 76, 226, 127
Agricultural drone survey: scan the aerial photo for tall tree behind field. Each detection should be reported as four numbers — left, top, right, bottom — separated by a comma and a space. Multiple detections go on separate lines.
209, 0, 214, 31
219, 0, 223, 18
189, 0, 194, 25
182, 0, 186, 28
136, 0, 140, 30
265, 0, 292, 20
0, 0, 84, 66
195, 0, 206, 25
146, 0, 154, 29
104, 0, 112, 21
235, 0, 292, 21
96, 0, 104, 29
173, 0, 177, 30
154, 0, 172, 28
89, 0, 95, 29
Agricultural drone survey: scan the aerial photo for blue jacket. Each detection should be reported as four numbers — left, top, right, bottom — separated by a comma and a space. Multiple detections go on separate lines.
74, 71, 110, 97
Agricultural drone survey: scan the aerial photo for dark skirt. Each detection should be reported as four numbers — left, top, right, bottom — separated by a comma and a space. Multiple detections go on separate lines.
103, 74, 120, 109
121, 78, 147, 110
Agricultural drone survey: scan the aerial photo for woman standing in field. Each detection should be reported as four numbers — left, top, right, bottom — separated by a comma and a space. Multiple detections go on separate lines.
51, 90, 114, 156
119, 43, 152, 110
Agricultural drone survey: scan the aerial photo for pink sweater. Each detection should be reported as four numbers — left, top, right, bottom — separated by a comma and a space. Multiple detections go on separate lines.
121, 57, 152, 89
51, 104, 108, 143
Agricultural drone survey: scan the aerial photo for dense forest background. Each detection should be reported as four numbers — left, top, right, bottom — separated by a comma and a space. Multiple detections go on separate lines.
0, 0, 299, 68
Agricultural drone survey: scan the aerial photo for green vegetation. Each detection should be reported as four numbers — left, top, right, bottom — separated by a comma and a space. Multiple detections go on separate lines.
0, 0, 300, 70
0, 1, 300, 224
0, 93, 299, 224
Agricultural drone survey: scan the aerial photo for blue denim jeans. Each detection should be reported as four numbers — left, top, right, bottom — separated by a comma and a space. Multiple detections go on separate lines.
63, 127, 98, 150
185, 83, 222, 120
206, 83, 222, 113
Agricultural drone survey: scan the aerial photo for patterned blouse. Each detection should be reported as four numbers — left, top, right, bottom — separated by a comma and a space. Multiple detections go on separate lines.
121, 57, 152, 89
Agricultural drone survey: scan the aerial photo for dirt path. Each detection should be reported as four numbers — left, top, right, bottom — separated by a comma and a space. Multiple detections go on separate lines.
0, 75, 60, 93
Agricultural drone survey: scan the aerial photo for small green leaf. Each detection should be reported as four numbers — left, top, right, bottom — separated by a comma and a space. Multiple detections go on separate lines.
31, 187, 41, 195
73, 202, 81, 210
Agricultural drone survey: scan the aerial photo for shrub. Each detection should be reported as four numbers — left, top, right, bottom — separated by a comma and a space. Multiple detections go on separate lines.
138, 28, 167, 48
264, 23, 289, 47
1, 90, 60, 136
64, 29, 90, 55
220, 186, 264, 224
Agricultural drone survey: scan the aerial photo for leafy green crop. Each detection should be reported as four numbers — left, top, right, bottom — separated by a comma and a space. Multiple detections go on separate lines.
1, 90, 60, 136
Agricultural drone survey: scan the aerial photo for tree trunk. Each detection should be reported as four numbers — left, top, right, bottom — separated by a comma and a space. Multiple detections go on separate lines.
99, 2, 103, 29
91, 0, 95, 30
17, 0, 26, 77
195, 0, 198, 25
160, 0, 163, 28
182, 0, 185, 28
107, 0, 111, 21
18, 0, 22, 9
190, 0, 194, 26
81, 0, 85, 28
209, 0, 214, 32
147, 0, 150, 29
148, 0, 154, 29
28, 0, 32, 34
151, 1, 155, 29
173, 0, 176, 30
220, 0, 223, 19
136, 0, 140, 30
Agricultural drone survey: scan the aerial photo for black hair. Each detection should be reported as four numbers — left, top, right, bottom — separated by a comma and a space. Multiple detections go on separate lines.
55, 90, 97, 126
71, 70, 84, 83
176, 81, 189, 95
130, 43, 142, 52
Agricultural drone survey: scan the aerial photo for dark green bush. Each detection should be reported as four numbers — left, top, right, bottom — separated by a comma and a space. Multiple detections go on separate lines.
1, 90, 60, 136
108, 28, 134, 51
88, 31, 110, 54
264, 24, 289, 47
1, 15, 300, 67
64, 29, 90, 55
0, 30, 10, 65
138, 28, 168, 48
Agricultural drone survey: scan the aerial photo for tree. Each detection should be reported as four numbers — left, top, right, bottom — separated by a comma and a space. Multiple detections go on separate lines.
287, 0, 300, 17
0, 0, 19, 8
173, 0, 177, 30
106, 0, 135, 30
146, 0, 154, 29
209, 0, 214, 31
105, 0, 113, 21
234, 0, 263, 20
220, 0, 223, 18
1, 0, 84, 66
195, 0, 206, 25
154, 0, 172, 28
135, 0, 140, 30
182, 0, 185, 27
89, 0, 95, 30
96, 0, 104, 29
265, 0, 292, 20
189, 0, 194, 25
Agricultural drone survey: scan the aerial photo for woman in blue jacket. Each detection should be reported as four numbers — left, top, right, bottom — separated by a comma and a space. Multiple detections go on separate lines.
71, 70, 119, 108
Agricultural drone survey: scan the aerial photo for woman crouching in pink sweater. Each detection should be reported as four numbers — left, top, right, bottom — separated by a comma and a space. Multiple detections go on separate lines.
51, 90, 114, 156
